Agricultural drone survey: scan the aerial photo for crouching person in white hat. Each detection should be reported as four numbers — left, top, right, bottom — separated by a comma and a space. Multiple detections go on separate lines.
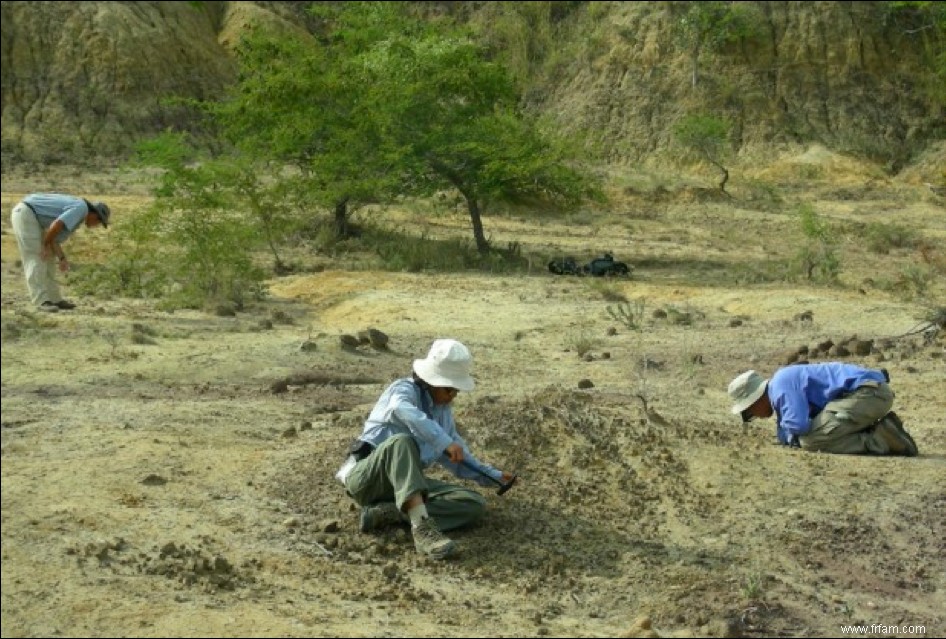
728, 362, 918, 456
336, 339, 515, 560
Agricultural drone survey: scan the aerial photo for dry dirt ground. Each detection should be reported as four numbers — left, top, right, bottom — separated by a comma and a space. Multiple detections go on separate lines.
1, 151, 944, 638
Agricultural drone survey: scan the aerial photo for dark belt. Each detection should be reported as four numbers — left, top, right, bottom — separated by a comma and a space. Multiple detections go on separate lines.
22, 201, 38, 216
350, 440, 375, 461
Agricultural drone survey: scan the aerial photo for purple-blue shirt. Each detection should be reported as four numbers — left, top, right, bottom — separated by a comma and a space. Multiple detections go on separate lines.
767, 362, 886, 445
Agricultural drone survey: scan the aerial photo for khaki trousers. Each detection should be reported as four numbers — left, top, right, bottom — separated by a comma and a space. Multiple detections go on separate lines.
799, 382, 895, 454
345, 434, 487, 531
11, 203, 62, 306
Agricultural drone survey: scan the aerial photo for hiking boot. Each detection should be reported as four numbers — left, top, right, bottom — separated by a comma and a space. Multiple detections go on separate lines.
56, 300, 76, 310
882, 412, 918, 457
885, 411, 903, 430
38, 301, 59, 313
412, 517, 456, 560
875, 420, 918, 457
359, 502, 403, 533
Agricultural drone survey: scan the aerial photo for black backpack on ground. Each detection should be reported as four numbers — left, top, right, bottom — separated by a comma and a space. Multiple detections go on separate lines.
549, 253, 630, 277
548, 256, 582, 275
583, 253, 630, 277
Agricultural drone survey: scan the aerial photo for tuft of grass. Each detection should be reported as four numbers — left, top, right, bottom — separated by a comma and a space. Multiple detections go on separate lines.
587, 279, 628, 302
741, 571, 767, 603
564, 328, 598, 358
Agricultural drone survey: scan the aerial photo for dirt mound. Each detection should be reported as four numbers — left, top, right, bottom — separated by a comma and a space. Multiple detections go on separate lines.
897, 140, 946, 187
748, 144, 886, 186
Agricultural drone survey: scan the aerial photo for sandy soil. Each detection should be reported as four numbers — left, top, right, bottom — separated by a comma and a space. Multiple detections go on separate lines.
1, 157, 944, 638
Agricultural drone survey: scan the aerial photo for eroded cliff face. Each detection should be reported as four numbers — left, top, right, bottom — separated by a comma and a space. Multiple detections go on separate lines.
2, 2, 231, 163
0, 1, 311, 165
1, 1, 942, 172
533, 2, 943, 170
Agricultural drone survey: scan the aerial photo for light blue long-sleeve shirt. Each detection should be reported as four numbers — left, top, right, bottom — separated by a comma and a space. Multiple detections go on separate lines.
358, 378, 502, 486
768, 362, 887, 445
23, 193, 91, 244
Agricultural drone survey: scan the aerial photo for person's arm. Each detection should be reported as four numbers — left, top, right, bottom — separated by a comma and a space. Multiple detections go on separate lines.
52, 244, 69, 272
766, 370, 812, 446
438, 429, 506, 486
772, 390, 811, 442
388, 386, 454, 455
40, 219, 66, 261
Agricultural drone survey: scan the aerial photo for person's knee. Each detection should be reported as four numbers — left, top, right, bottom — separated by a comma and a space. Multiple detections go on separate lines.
464, 491, 487, 523
384, 433, 420, 458
387, 433, 412, 447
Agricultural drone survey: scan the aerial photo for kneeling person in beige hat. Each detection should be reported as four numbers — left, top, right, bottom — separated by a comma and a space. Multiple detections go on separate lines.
336, 339, 515, 559
728, 362, 917, 456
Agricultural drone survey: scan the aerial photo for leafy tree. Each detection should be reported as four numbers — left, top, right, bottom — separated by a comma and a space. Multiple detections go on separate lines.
358, 17, 601, 253
147, 2, 600, 260
672, 1, 761, 88
209, 20, 405, 241
673, 114, 732, 194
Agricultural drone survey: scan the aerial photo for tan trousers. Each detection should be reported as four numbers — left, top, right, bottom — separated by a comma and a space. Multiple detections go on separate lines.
11, 203, 62, 306
799, 382, 895, 454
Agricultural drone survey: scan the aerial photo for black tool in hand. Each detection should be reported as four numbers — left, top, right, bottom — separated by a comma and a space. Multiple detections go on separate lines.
460, 459, 518, 495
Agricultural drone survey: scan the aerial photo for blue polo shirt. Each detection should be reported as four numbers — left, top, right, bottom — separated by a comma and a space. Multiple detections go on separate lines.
355, 378, 502, 485
768, 362, 886, 445
23, 193, 91, 244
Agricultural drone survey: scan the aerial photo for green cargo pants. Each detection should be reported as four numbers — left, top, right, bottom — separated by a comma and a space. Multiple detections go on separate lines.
799, 381, 895, 454
345, 434, 487, 531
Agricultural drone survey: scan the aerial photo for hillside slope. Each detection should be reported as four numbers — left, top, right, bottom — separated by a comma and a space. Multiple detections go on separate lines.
2, 1, 943, 173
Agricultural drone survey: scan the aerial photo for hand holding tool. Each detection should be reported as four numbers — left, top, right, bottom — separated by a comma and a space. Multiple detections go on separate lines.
460, 459, 518, 495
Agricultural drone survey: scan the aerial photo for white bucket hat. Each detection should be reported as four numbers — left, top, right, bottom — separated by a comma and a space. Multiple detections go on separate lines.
728, 370, 768, 415
413, 339, 475, 391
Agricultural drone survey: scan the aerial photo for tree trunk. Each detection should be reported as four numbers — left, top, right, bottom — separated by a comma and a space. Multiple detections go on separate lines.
716, 164, 729, 194
464, 195, 489, 254
428, 157, 489, 254
701, 149, 731, 196
334, 197, 350, 239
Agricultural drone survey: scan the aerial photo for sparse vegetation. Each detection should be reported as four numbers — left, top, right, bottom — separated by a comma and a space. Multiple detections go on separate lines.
791, 204, 841, 283
741, 571, 767, 603
673, 114, 732, 194
564, 327, 598, 357
863, 221, 919, 253
671, 1, 763, 89
607, 299, 646, 330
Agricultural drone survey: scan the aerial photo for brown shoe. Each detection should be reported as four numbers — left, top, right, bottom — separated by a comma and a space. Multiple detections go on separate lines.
875, 420, 918, 457
883, 411, 918, 456
412, 517, 456, 560
359, 502, 404, 533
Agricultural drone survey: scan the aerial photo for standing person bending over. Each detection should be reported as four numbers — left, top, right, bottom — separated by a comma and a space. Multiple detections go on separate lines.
728, 362, 918, 456
336, 338, 515, 560
11, 193, 111, 312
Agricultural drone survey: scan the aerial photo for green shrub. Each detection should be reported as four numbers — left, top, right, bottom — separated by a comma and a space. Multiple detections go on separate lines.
864, 222, 919, 254
791, 204, 841, 283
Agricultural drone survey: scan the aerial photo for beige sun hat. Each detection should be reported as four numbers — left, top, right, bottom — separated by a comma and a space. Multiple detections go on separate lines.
728, 370, 768, 414
413, 339, 475, 391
